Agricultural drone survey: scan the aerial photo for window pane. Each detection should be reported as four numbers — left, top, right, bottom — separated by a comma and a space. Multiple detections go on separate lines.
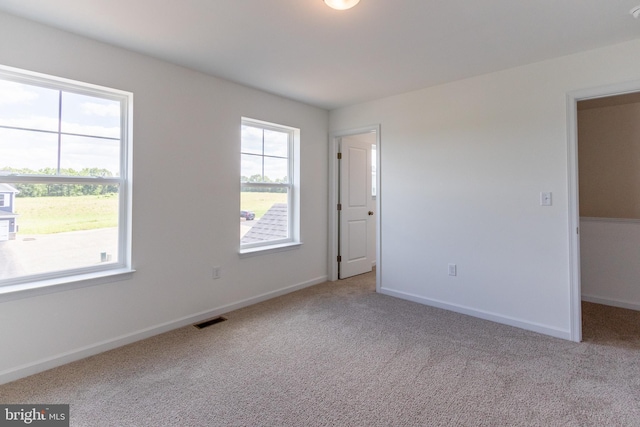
241, 154, 262, 182
0, 128, 59, 173
372, 144, 377, 197
263, 129, 288, 158
241, 125, 263, 155
0, 80, 59, 132
60, 134, 120, 176
240, 186, 289, 244
0, 183, 119, 281
264, 157, 288, 183
61, 92, 121, 138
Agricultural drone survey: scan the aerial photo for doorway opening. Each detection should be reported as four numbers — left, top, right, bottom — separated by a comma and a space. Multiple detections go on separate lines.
568, 81, 640, 342
329, 125, 380, 290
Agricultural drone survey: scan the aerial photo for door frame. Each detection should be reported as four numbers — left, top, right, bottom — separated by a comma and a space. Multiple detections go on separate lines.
567, 79, 640, 342
329, 125, 381, 289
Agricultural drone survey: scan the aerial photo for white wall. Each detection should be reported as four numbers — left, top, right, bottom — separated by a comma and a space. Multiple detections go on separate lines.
330, 38, 640, 340
0, 13, 329, 383
580, 218, 640, 310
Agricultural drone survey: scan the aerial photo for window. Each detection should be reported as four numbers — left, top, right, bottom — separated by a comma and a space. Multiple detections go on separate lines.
0, 65, 132, 290
371, 144, 377, 197
240, 118, 299, 252
0, 194, 5, 207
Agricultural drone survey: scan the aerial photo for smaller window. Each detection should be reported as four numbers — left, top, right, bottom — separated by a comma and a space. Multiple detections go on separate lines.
371, 144, 377, 197
240, 118, 299, 252
0, 194, 5, 207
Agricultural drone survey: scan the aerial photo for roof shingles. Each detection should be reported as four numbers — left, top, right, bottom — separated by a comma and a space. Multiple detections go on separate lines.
241, 203, 288, 244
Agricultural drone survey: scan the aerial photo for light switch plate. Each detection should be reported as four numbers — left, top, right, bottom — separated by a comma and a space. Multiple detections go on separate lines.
540, 192, 552, 206
448, 264, 457, 276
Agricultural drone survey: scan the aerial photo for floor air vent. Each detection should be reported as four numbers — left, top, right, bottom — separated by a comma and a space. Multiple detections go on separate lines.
194, 316, 227, 329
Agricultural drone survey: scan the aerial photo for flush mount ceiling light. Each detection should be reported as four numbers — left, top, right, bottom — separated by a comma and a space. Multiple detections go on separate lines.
632, 5, 640, 18
324, 0, 360, 10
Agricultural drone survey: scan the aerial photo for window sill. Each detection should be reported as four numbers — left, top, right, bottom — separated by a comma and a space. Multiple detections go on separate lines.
239, 242, 302, 258
0, 268, 135, 303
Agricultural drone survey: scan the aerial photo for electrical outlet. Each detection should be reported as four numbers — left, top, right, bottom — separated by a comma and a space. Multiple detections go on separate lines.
448, 264, 457, 276
212, 266, 221, 280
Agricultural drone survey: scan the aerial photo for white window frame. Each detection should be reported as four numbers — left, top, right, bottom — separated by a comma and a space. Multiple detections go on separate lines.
0, 65, 133, 301
0, 193, 5, 207
240, 117, 300, 255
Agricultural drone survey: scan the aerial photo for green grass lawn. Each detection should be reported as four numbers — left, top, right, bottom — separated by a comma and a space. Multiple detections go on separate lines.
241, 191, 287, 219
15, 194, 119, 234
14, 192, 284, 235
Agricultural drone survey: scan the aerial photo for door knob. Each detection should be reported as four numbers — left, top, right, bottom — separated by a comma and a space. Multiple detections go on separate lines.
368, 211, 374, 215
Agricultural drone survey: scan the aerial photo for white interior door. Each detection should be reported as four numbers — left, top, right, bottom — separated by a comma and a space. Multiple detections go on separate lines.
339, 137, 373, 279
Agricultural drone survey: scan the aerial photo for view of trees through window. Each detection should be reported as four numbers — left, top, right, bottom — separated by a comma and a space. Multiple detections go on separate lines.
3, 167, 118, 197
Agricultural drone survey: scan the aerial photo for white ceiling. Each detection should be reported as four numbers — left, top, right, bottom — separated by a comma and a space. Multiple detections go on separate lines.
0, 0, 639, 110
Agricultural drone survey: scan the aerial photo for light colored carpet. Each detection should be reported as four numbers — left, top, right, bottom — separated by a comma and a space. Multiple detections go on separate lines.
1, 271, 640, 426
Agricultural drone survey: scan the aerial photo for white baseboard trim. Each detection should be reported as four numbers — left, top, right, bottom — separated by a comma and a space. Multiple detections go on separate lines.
0, 275, 327, 385
582, 294, 640, 311
379, 287, 571, 340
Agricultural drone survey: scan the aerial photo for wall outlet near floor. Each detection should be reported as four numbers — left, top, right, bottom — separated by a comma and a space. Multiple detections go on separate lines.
212, 266, 222, 280
448, 264, 457, 276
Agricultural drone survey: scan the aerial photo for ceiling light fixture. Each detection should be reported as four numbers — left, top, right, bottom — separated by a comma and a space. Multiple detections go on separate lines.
631, 5, 640, 18
324, 0, 360, 10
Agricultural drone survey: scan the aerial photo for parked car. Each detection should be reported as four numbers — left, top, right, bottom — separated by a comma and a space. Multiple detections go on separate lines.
241, 210, 255, 220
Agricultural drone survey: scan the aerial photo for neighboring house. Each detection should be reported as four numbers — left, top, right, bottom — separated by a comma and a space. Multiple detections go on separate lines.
0, 183, 19, 241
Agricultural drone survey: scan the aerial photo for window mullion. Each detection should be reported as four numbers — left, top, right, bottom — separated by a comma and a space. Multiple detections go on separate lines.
57, 90, 63, 175
261, 128, 265, 182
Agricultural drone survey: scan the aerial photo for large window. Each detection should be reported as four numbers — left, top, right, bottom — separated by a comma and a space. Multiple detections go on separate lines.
0, 66, 132, 290
240, 118, 299, 251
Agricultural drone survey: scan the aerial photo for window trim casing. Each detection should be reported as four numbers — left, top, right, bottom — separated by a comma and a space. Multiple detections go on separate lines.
0, 64, 134, 297
240, 117, 300, 254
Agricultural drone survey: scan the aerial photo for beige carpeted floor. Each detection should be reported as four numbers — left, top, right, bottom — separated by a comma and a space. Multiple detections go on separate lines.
1, 271, 640, 426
